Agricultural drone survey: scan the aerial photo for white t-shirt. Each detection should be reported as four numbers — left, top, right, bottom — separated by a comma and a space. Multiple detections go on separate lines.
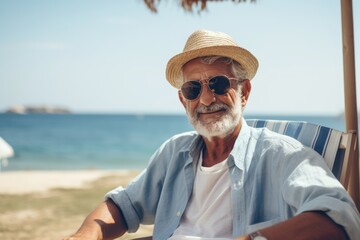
169, 152, 232, 240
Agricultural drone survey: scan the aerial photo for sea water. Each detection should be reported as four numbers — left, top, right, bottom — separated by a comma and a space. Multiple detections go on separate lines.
0, 113, 346, 171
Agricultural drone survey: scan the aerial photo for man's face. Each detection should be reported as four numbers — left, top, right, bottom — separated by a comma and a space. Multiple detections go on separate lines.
179, 58, 250, 139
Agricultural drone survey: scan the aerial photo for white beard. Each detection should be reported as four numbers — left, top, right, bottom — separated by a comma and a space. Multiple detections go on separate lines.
186, 93, 242, 140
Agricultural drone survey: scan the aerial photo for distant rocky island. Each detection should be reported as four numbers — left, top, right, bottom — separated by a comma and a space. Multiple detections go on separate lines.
5, 105, 71, 114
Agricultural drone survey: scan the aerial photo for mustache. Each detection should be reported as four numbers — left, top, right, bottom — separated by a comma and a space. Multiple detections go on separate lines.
195, 103, 229, 115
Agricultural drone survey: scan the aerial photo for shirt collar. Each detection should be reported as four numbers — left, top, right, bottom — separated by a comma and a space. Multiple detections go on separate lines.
183, 133, 205, 168
185, 118, 251, 170
229, 118, 251, 170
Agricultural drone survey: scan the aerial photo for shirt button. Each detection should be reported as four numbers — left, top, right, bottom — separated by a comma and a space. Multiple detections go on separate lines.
176, 211, 181, 217
233, 181, 242, 190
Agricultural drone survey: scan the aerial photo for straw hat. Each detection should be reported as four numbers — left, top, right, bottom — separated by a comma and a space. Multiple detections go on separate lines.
166, 29, 259, 89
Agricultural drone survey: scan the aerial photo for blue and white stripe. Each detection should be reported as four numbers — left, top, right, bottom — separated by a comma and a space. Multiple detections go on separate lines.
246, 119, 343, 180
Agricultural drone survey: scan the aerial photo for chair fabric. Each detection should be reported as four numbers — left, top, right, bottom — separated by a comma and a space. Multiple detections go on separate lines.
246, 119, 344, 181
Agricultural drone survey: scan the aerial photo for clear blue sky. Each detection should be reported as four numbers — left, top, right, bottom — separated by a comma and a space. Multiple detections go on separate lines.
0, 0, 359, 115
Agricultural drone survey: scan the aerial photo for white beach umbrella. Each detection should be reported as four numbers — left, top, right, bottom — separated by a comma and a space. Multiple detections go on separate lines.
0, 137, 14, 171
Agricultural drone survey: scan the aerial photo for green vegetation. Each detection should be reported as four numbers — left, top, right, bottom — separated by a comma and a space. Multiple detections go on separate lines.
0, 172, 153, 240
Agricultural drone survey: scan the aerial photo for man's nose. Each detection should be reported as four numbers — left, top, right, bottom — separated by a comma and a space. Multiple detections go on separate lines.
199, 84, 216, 106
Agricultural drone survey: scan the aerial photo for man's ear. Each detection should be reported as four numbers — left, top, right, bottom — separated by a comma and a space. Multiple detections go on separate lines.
241, 80, 252, 108
178, 90, 187, 109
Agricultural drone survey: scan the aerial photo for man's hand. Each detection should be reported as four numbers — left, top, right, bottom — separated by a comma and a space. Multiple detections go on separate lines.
62, 233, 93, 240
62, 223, 101, 240
63, 229, 99, 240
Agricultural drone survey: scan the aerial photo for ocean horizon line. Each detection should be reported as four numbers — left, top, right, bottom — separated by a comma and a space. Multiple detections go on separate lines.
0, 111, 346, 118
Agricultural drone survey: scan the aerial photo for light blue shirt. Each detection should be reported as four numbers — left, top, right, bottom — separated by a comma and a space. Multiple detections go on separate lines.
106, 120, 360, 239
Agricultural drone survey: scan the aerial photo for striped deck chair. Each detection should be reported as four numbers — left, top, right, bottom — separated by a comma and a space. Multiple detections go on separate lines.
246, 119, 357, 189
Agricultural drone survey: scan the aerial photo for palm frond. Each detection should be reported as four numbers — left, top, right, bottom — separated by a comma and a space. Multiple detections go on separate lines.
143, 0, 256, 13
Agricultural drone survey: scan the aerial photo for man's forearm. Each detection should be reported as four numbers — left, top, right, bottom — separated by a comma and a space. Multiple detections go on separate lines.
64, 199, 128, 240
237, 211, 348, 240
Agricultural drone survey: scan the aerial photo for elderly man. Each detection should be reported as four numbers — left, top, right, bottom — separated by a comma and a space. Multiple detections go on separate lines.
65, 30, 360, 240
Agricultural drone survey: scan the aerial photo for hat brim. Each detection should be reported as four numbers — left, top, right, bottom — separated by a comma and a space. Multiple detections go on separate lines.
166, 45, 259, 89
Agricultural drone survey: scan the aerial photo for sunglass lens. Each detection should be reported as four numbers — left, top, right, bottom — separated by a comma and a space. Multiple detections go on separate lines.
181, 81, 202, 100
209, 76, 230, 95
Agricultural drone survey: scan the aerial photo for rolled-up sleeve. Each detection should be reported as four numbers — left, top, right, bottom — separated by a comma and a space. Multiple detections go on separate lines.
282, 148, 360, 239
105, 186, 142, 232
105, 154, 166, 233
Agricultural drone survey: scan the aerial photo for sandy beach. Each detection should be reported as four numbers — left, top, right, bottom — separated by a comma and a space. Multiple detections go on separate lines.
0, 169, 136, 194
0, 169, 154, 240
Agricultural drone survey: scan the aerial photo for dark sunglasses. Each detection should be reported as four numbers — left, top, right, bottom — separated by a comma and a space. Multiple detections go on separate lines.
180, 75, 241, 101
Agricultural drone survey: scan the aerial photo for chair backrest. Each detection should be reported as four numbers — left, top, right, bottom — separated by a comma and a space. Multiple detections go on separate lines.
246, 119, 356, 189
